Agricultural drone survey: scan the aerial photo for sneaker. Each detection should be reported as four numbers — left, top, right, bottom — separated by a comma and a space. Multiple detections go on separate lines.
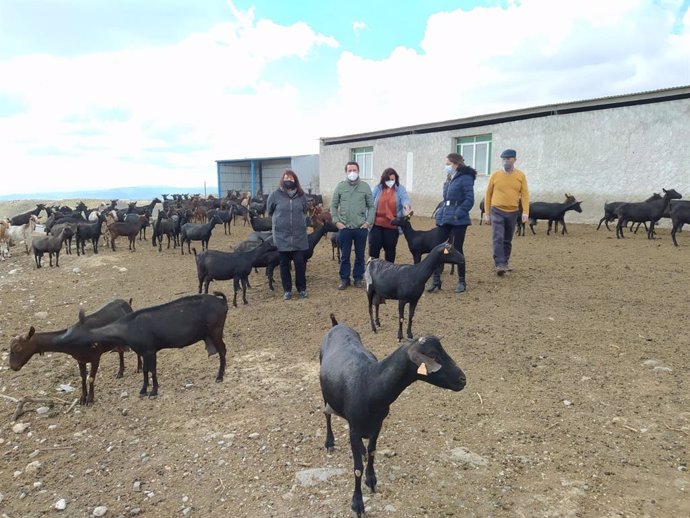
283, 291, 292, 300
454, 279, 466, 293
496, 266, 506, 277
337, 279, 350, 290
353, 279, 363, 288
506, 264, 514, 272
298, 290, 308, 299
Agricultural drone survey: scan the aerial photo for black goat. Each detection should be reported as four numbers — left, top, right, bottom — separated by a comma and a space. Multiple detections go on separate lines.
249, 211, 272, 232
320, 314, 465, 517
180, 214, 222, 254
10, 204, 46, 226
597, 193, 660, 231
616, 188, 682, 239
193, 239, 277, 306
365, 242, 464, 340
329, 231, 341, 261
76, 213, 106, 255
670, 199, 690, 246
206, 208, 234, 235
528, 194, 582, 235
56, 292, 229, 398
32, 226, 73, 268
10, 299, 135, 405
390, 212, 448, 263
151, 212, 176, 252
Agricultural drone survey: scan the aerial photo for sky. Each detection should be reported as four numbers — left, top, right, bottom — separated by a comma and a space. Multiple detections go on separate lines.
0, 0, 689, 196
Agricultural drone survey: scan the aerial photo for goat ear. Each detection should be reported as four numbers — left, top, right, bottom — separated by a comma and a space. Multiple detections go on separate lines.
78, 308, 86, 324
27, 326, 35, 339
408, 340, 442, 375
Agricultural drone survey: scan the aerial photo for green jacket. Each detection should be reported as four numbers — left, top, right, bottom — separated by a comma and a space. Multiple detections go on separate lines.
331, 179, 374, 228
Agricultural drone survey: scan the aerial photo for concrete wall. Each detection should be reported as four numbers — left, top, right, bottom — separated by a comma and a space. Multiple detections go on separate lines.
319, 98, 690, 223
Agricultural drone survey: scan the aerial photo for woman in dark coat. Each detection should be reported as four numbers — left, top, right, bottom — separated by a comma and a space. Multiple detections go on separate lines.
267, 169, 309, 300
426, 153, 476, 293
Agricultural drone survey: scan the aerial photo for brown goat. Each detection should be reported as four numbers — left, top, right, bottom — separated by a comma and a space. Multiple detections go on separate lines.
9, 299, 136, 405
107, 214, 147, 251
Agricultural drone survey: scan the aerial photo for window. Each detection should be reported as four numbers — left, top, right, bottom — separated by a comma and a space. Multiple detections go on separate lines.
351, 146, 374, 179
457, 135, 492, 175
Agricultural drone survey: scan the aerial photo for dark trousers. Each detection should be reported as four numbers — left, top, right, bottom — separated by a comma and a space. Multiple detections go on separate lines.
279, 249, 307, 293
437, 224, 468, 278
490, 207, 518, 267
338, 227, 368, 281
368, 225, 399, 263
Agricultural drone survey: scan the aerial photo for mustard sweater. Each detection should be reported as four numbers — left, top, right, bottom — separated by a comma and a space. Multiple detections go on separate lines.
484, 169, 529, 215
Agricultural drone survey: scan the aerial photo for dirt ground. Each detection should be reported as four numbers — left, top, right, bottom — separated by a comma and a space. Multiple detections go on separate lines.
0, 202, 688, 518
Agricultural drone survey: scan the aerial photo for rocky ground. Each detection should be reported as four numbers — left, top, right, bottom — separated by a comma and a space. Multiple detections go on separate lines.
0, 201, 688, 517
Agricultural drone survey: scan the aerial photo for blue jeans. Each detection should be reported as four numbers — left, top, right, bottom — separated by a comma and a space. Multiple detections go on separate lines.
491, 207, 518, 267
339, 227, 368, 281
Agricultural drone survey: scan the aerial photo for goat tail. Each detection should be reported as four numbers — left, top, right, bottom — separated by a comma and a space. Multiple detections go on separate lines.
329, 313, 338, 327
212, 291, 227, 304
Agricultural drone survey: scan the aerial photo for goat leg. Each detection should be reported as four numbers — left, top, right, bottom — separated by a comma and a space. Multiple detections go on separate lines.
232, 278, 240, 307
349, 430, 366, 517
86, 357, 100, 405
140, 355, 150, 396
116, 350, 125, 378
324, 406, 335, 452
148, 354, 158, 398
78, 362, 89, 405
406, 300, 417, 339
365, 426, 382, 493
241, 277, 248, 305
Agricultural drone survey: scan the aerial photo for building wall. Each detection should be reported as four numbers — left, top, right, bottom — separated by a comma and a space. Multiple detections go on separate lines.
319, 98, 690, 223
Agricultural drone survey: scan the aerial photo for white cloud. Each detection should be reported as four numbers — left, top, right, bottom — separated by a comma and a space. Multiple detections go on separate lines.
352, 21, 368, 38
0, 0, 687, 195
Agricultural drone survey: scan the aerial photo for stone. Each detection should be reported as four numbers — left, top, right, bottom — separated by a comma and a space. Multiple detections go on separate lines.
25, 460, 41, 473
129, 509, 142, 516
248, 432, 260, 440
12, 422, 30, 433
133, 481, 141, 491
36, 406, 50, 415
295, 467, 345, 487
34, 311, 48, 319
93, 505, 108, 516
55, 498, 67, 510
449, 447, 489, 466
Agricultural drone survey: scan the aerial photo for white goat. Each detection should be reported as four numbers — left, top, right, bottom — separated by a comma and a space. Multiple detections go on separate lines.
7, 215, 39, 255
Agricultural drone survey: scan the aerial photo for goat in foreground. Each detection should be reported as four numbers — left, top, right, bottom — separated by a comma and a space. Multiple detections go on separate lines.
56, 292, 229, 398
320, 314, 465, 517
365, 242, 464, 340
670, 200, 690, 246
9, 299, 135, 405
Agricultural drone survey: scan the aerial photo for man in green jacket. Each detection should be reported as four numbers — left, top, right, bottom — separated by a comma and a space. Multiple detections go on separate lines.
331, 161, 374, 289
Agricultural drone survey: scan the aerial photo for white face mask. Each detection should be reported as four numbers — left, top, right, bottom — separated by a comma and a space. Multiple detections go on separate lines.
347, 172, 359, 182
385, 180, 395, 188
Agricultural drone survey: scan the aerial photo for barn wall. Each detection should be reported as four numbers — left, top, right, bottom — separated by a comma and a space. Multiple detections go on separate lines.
319, 98, 690, 224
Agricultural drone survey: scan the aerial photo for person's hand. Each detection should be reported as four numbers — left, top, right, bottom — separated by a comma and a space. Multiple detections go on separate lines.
484, 214, 491, 225
522, 214, 529, 223
361, 223, 369, 229
336, 222, 345, 230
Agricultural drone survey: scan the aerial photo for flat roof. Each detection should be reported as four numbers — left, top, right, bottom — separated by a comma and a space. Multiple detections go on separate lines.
321, 85, 690, 146
216, 154, 316, 164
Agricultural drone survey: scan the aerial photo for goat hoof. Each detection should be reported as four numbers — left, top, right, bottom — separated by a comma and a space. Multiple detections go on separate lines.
215, 377, 223, 383
148, 394, 158, 400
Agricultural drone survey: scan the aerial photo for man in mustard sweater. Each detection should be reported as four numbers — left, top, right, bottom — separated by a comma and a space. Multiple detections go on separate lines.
484, 149, 529, 276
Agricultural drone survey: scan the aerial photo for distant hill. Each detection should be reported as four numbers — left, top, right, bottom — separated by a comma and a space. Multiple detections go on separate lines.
0, 185, 217, 202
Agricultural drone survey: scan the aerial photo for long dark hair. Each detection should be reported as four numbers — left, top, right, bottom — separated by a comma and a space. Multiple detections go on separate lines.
379, 167, 400, 188
278, 169, 304, 196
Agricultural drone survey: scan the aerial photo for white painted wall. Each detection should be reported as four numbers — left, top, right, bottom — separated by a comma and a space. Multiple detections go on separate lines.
319, 98, 690, 224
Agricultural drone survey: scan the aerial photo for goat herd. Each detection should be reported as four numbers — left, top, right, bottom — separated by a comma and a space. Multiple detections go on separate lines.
1, 187, 687, 516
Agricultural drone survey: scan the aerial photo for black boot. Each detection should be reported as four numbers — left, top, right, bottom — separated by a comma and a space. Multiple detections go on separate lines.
426, 270, 442, 292
454, 277, 466, 293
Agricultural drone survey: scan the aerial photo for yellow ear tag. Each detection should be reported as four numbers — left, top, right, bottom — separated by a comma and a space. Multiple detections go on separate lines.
417, 363, 428, 375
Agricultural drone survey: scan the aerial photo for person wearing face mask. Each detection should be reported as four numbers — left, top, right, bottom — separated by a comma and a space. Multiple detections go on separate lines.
267, 169, 309, 300
426, 153, 476, 293
484, 149, 530, 276
330, 161, 374, 290
369, 168, 412, 263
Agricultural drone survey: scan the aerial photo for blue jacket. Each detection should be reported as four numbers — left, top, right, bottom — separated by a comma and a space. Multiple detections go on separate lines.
435, 166, 476, 226
371, 183, 411, 219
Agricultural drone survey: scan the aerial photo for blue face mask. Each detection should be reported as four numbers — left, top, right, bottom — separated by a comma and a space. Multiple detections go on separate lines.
444, 165, 454, 174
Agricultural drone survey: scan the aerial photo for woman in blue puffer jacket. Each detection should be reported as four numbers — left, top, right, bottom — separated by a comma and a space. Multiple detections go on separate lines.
427, 153, 476, 293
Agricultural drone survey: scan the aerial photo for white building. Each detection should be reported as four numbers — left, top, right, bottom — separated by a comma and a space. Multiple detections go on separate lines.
319, 85, 690, 223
